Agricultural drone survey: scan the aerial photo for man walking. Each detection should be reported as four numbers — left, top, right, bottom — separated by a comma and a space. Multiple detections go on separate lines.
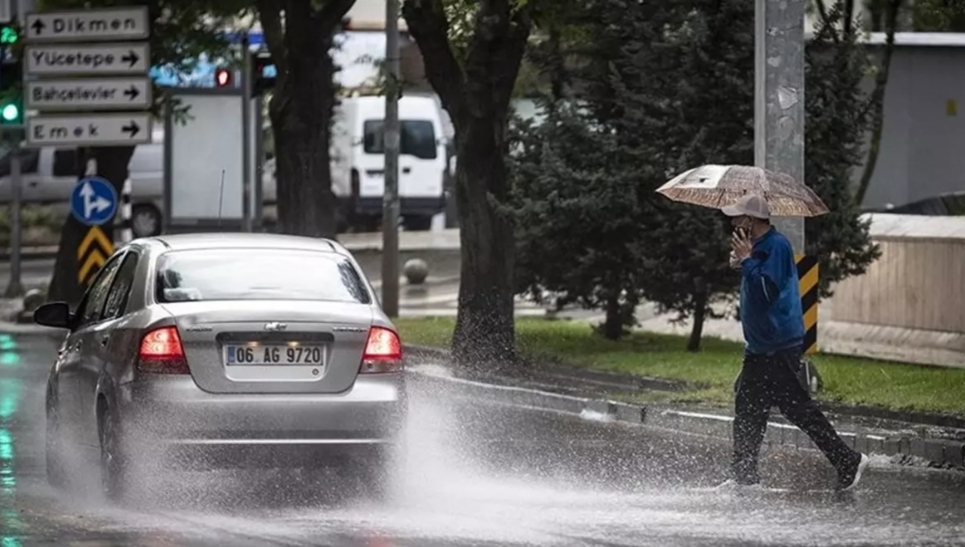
721, 193, 869, 491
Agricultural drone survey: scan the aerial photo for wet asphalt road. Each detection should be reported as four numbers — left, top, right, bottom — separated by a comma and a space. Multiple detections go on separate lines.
3, 333, 965, 547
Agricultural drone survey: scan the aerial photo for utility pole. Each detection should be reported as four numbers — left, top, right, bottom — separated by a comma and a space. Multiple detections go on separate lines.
4, 131, 22, 298
755, 0, 806, 255
241, 32, 253, 232
381, 0, 401, 317
3, 0, 27, 298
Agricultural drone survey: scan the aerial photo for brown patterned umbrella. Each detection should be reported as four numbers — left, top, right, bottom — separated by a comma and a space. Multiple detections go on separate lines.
656, 164, 830, 217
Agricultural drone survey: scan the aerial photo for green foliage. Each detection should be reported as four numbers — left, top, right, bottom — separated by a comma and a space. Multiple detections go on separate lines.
804, 5, 881, 296
513, 0, 879, 349
510, 102, 650, 340
911, 0, 965, 30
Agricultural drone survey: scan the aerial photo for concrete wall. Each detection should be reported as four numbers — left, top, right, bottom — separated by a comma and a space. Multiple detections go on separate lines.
857, 39, 965, 210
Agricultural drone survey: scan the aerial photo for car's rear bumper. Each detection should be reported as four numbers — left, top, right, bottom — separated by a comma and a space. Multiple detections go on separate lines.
116, 373, 406, 468
160, 439, 394, 470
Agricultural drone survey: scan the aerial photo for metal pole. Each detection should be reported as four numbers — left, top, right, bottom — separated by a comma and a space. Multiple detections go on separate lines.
241, 33, 253, 233
381, 0, 401, 317
3, 0, 26, 298
116, 178, 133, 244
4, 139, 22, 297
755, 0, 806, 255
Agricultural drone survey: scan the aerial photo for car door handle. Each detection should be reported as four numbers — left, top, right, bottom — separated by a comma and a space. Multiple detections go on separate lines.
402, 167, 411, 174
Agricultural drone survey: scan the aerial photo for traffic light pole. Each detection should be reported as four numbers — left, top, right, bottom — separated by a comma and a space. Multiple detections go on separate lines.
4, 0, 32, 298
241, 33, 253, 233
3, 133, 22, 298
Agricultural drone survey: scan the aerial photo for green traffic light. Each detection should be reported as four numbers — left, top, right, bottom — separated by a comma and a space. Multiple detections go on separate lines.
0, 26, 18, 45
1, 103, 19, 122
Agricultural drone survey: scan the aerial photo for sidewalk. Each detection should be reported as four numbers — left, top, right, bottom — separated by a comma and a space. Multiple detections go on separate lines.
405, 345, 965, 471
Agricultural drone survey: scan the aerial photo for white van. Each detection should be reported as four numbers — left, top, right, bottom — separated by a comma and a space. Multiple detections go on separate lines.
0, 132, 166, 237
331, 94, 450, 231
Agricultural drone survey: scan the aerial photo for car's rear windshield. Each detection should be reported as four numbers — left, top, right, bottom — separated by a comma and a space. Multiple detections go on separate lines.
155, 249, 371, 304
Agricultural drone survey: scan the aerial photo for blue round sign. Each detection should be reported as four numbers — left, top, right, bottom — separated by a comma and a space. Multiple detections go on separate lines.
70, 176, 118, 227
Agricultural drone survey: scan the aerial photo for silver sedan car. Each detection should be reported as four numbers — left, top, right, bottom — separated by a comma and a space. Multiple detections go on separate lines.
34, 233, 407, 500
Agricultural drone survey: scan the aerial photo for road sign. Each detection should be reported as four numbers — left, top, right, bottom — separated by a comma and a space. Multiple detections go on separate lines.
26, 7, 149, 43
25, 42, 150, 76
78, 226, 113, 285
27, 112, 152, 146
26, 77, 152, 111
71, 176, 118, 226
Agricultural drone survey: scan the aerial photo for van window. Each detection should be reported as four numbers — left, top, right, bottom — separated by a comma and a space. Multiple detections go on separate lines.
363, 120, 438, 160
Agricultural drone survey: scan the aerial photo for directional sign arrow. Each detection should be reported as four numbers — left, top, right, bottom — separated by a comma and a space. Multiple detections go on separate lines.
121, 121, 140, 138
28, 113, 153, 147
31, 19, 46, 36
78, 181, 113, 219
25, 78, 152, 111
121, 50, 139, 68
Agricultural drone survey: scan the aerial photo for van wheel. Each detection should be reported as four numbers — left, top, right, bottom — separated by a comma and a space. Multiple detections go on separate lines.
131, 204, 162, 237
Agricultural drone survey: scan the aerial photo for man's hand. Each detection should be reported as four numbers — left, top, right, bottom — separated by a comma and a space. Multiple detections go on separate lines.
731, 230, 753, 263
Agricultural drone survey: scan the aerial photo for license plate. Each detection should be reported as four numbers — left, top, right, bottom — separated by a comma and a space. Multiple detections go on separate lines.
224, 344, 324, 366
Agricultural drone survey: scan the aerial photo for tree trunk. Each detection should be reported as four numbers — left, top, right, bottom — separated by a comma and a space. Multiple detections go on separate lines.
269, 28, 339, 238
48, 146, 135, 307
403, 0, 532, 366
855, 0, 902, 206
450, 115, 517, 364
256, 0, 355, 239
686, 290, 709, 352
601, 291, 623, 341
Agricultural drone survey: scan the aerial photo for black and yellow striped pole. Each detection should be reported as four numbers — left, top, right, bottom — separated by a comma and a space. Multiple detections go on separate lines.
795, 255, 818, 354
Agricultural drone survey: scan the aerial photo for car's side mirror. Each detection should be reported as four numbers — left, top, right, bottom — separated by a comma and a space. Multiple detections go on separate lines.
33, 302, 72, 329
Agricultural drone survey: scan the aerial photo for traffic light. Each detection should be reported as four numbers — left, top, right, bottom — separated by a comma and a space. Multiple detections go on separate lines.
252, 52, 276, 96
0, 23, 22, 127
0, 22, 19, 48
214, 67, 232, 88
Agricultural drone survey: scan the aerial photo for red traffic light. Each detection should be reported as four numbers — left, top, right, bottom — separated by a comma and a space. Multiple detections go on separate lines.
215, 68, 232, 87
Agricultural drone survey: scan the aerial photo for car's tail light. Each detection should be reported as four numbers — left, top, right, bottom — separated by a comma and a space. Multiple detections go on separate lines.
137, 326, 189, 374
360, 326, 403, 374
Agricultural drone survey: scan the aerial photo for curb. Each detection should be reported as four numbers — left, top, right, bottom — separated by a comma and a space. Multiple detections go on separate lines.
0, 246, 58, 260
404, 345, 965, 472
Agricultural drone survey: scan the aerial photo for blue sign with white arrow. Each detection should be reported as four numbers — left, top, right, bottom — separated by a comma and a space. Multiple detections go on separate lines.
70, 176, 118, 227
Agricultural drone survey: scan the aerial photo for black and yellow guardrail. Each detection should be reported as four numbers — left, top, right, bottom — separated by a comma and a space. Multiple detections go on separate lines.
78, 226, 113, 286
795, 254, 818, 355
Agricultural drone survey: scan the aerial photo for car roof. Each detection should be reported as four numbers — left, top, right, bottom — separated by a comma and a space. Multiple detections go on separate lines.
145, 233, 340, 253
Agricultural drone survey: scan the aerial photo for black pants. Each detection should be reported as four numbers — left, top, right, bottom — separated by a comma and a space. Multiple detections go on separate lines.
732, 347, 859, 484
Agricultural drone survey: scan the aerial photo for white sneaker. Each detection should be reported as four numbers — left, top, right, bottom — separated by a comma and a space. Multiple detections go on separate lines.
837, 453, 870, 491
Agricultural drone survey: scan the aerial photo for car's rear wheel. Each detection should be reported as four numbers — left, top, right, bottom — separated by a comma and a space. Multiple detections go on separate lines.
45, 403, 66, 489
98, 409, 127, 502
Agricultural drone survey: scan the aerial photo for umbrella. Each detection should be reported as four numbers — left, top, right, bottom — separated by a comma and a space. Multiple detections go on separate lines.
656, 164, 830, 217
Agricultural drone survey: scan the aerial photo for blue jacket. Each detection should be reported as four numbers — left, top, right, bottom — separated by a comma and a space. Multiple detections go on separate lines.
739, 227, 804, 354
